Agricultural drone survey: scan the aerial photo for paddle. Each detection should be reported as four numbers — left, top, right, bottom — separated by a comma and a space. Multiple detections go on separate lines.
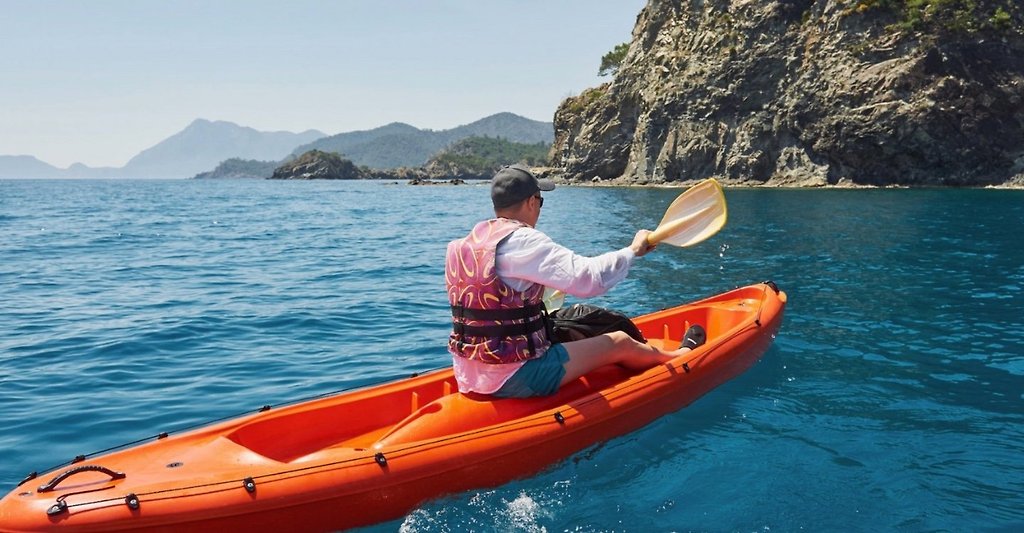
646, 177, 728, 247
543, 178, 727, 310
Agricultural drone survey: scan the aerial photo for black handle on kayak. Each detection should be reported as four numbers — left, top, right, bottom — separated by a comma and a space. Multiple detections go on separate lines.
37, 465, 126, 493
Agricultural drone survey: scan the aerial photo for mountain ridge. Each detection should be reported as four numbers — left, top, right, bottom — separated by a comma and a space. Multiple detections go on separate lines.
119, 119, 327, 178
0, 119, 326, 179
2, 113, 552, 179
293, 112, 553, 168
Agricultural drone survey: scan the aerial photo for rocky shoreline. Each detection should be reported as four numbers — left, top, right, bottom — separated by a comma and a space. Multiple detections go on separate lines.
541, 176, 1024, 190
271, 154, 1024, 188
381, 168, 1024, 189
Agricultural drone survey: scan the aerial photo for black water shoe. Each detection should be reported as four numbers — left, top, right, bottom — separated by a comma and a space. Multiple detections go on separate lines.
681, 325, 706, 350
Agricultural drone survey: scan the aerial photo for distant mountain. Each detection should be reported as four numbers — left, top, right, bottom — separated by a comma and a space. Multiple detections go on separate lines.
0, 156, 63, 178
2, 114, 552, 178
64, 162, 122, 178
293, 112, 553, 169
442, 112, 555, 142
0, 155, 122, 179
121, 119, 326, 178
0, 119, 326, 179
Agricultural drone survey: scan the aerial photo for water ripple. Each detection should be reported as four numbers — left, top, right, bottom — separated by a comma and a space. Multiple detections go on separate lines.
2, 180, 1022, 531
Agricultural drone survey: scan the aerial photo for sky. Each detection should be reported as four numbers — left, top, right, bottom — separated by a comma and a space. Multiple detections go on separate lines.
1, 0, 647, 168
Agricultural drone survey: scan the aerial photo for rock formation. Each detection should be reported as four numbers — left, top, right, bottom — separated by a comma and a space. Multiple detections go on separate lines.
270, 150, 367, 180
552, 0, 1024, 186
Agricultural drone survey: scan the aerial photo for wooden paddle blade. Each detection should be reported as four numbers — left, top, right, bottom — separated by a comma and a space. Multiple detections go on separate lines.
648, 178, 727, 247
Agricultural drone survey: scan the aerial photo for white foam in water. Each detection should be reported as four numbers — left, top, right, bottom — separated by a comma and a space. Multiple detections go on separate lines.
503, 492, 547, 532
398, 509, 429, 533
398, 490, 547, 532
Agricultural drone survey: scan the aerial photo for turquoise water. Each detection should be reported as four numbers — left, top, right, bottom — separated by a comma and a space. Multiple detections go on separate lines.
1, 179, 1022, 531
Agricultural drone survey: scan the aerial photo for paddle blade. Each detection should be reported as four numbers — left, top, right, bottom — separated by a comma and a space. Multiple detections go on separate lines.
648, 178, 727, 247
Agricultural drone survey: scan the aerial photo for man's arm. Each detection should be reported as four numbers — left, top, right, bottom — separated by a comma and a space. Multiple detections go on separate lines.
496, 228, 640, 298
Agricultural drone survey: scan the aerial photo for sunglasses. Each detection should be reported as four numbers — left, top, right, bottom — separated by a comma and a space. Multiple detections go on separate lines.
533, 194, 544, 207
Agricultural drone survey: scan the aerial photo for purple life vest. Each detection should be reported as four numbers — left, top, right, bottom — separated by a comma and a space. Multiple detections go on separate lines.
446, 218, 551, 364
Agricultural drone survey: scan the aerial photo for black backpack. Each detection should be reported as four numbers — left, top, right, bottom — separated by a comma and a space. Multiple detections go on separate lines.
547, 303, 646, 344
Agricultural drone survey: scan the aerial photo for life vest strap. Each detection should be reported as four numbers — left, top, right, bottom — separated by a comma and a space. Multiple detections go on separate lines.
450, 303, 546, 321
455, 316, 547, 338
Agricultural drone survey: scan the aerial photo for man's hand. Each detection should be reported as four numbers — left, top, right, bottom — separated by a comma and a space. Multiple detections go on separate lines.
630, 230, 657, 257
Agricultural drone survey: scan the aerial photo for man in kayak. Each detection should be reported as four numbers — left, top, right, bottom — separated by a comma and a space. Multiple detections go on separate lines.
446, 164, 706, 398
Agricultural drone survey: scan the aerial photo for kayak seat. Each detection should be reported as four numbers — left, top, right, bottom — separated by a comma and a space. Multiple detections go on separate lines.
373, 363, 637, 448
636, 300, 754, 348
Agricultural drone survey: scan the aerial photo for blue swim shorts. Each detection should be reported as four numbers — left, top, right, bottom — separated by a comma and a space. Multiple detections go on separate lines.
493, 343, 570, 398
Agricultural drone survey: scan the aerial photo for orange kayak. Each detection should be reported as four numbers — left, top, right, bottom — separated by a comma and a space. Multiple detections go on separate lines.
0, 282, 785, 532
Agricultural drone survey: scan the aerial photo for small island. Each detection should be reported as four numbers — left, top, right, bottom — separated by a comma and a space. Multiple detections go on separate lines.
235, 136, 552, 183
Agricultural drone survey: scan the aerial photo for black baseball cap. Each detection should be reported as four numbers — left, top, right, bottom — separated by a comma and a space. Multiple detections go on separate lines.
490, 164, 555, 208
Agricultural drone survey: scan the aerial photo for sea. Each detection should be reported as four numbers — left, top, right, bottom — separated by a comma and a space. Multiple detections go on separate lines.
1, 178, 1022, 532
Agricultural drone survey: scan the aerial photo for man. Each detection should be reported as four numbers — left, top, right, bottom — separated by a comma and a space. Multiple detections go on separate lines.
445, 164, 705, 398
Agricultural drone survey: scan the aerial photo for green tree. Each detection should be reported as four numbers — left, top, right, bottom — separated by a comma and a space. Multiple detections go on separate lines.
598, 42, 630, 77
430, 136, 550, 175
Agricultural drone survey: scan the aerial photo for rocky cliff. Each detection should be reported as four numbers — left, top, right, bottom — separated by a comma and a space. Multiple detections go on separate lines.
552, 0, 1024, 187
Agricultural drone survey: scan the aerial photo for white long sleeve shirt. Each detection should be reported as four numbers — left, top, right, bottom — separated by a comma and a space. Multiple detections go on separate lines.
495, 227, 637, 297
452, 225, 637, 393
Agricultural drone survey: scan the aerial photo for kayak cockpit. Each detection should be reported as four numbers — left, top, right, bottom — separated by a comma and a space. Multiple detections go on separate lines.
223, 363, 641, 462
372, 364, 638, 448
224, 294, 764, 463
223, 377, 458, 462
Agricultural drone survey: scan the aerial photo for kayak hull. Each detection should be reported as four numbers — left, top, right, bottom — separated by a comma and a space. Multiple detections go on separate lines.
0, 283, 786, 532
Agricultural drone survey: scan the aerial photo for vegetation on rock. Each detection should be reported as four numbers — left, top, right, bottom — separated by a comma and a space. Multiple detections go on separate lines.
564, 86, 609, 115
270, 150, 367, 180
426, 136, 550, 178
194, 158, 278, 179
266, 137, 549, 181
292, 113, 553, 169
844, 0, 1022, 36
